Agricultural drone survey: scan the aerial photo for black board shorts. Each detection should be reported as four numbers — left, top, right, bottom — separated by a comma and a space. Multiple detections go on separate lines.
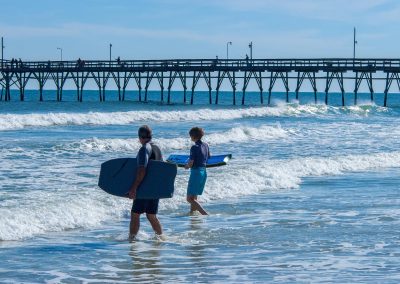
132, 199, 160, 214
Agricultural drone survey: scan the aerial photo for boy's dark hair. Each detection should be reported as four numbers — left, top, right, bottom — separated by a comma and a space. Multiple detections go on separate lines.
189, 127, 204, 140
138, 125, 152, 140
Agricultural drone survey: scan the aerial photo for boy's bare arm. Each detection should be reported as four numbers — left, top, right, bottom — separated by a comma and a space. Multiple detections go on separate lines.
184, 159, 194, 169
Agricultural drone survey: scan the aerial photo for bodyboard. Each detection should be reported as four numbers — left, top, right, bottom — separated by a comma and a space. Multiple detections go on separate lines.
166, 154, 232, 168
98, 158, 177, 199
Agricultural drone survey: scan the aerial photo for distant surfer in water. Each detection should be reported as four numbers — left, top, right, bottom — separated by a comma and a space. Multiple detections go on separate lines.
128, 125, 163, 240
184, 127, 210, 215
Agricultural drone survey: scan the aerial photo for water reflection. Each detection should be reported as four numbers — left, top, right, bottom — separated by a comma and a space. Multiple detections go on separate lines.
129, 240, 164, 282
187, 216, 207, 268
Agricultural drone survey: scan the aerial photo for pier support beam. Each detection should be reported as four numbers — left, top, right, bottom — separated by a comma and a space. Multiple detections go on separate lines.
144, 71, 165, 102
268, 71, 289, 105
135, 72, 143, 102
144, 71, 152, 102
15, 72, 32, 101
111, 72, 122, 101
167, 71, 187, 104
51, 72, 68, 101
167, 71, 175, 104
33, 72, 50, 101
242, 71, 263, 105
121, 72, 132, 101
354, 71, 374, 105
157, 72, 164, 103
121, 71, 142, 101
71, 72, 89, 102
191, 71, 212, 104
183, 72, 187, 103
216, 71, 221, 104
295, 71, 317, 104
383, 72, 400, 107
207, 71, 212, 104
0, 77, 3, 101
92, 71, 110, 102
324, 71, 345, 106
4, 72, 11, 101
215, 71, 236, 105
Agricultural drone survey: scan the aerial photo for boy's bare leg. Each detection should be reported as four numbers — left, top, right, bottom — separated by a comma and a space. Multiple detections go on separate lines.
187, 195, 208, 215
190, 197, 196, 213
146, 214, 163, 235
129, 213, 140, 240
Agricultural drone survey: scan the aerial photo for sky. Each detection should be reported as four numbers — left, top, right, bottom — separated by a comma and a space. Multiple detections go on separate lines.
1, 0, 400, 61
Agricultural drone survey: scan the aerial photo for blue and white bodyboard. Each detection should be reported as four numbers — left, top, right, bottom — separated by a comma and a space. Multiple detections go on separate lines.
166, 154, 232, 168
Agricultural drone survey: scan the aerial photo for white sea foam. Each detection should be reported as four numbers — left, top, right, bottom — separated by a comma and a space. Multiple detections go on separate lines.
0, 192, 127, 241
1, 150, 400, 241
184, 151, 400, 206
0, 104, 385, 130
68, 125, 290, 152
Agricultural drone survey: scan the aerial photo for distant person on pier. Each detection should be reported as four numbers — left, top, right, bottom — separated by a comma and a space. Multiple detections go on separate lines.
184, 127, 210, 215
128, 125, 164, 241
213, 56, 219, 67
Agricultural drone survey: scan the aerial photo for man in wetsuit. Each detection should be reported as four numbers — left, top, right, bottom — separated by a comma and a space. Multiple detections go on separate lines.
128, 125, 163, 240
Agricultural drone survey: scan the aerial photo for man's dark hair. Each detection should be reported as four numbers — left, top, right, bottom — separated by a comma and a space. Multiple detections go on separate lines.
138, 125, 152, 140
189, 127, 204, 140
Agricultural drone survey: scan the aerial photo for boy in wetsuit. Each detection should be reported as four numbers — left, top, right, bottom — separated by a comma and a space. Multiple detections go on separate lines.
128, 125, 163, 240
184, 127, 210, 215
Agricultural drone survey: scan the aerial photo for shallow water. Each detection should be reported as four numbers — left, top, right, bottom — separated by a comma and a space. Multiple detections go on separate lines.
0, 90, 400, 283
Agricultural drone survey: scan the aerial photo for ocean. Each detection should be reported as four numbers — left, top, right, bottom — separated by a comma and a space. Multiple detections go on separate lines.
0, 90, 399, 283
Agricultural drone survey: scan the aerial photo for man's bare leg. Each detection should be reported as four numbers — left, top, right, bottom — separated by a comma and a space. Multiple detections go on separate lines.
129, 212, 140, 240
146, 213, 163, 235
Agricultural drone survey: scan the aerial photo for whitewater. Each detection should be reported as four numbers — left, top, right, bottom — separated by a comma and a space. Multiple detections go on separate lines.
0, 91, 399, 283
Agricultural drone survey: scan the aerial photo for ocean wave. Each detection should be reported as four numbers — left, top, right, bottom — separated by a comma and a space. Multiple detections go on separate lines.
194, 151, 400, 207
0, 190, 126, 241
0, 104, 388, 130
1, 150, 400, 241
66, 125, 291, 152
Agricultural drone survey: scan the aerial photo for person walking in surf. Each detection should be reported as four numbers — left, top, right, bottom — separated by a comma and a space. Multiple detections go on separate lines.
128, 125, 163, 240
184, 127, 210, 215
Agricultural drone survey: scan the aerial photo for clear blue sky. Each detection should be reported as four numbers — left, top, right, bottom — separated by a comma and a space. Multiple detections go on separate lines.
1, 0, 400, 61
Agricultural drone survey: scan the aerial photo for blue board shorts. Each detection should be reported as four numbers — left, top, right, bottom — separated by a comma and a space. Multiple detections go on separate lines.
132, 199, 159, 214
187, 167, 207, 196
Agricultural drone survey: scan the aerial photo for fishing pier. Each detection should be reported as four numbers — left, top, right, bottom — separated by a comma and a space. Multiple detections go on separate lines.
1, 58, 400, 106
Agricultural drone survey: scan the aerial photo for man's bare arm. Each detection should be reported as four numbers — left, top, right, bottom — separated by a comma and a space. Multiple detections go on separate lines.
128, 167, 146, 199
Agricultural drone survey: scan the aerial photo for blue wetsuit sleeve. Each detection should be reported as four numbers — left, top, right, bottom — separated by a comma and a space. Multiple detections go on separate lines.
189, 145, 195, 161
